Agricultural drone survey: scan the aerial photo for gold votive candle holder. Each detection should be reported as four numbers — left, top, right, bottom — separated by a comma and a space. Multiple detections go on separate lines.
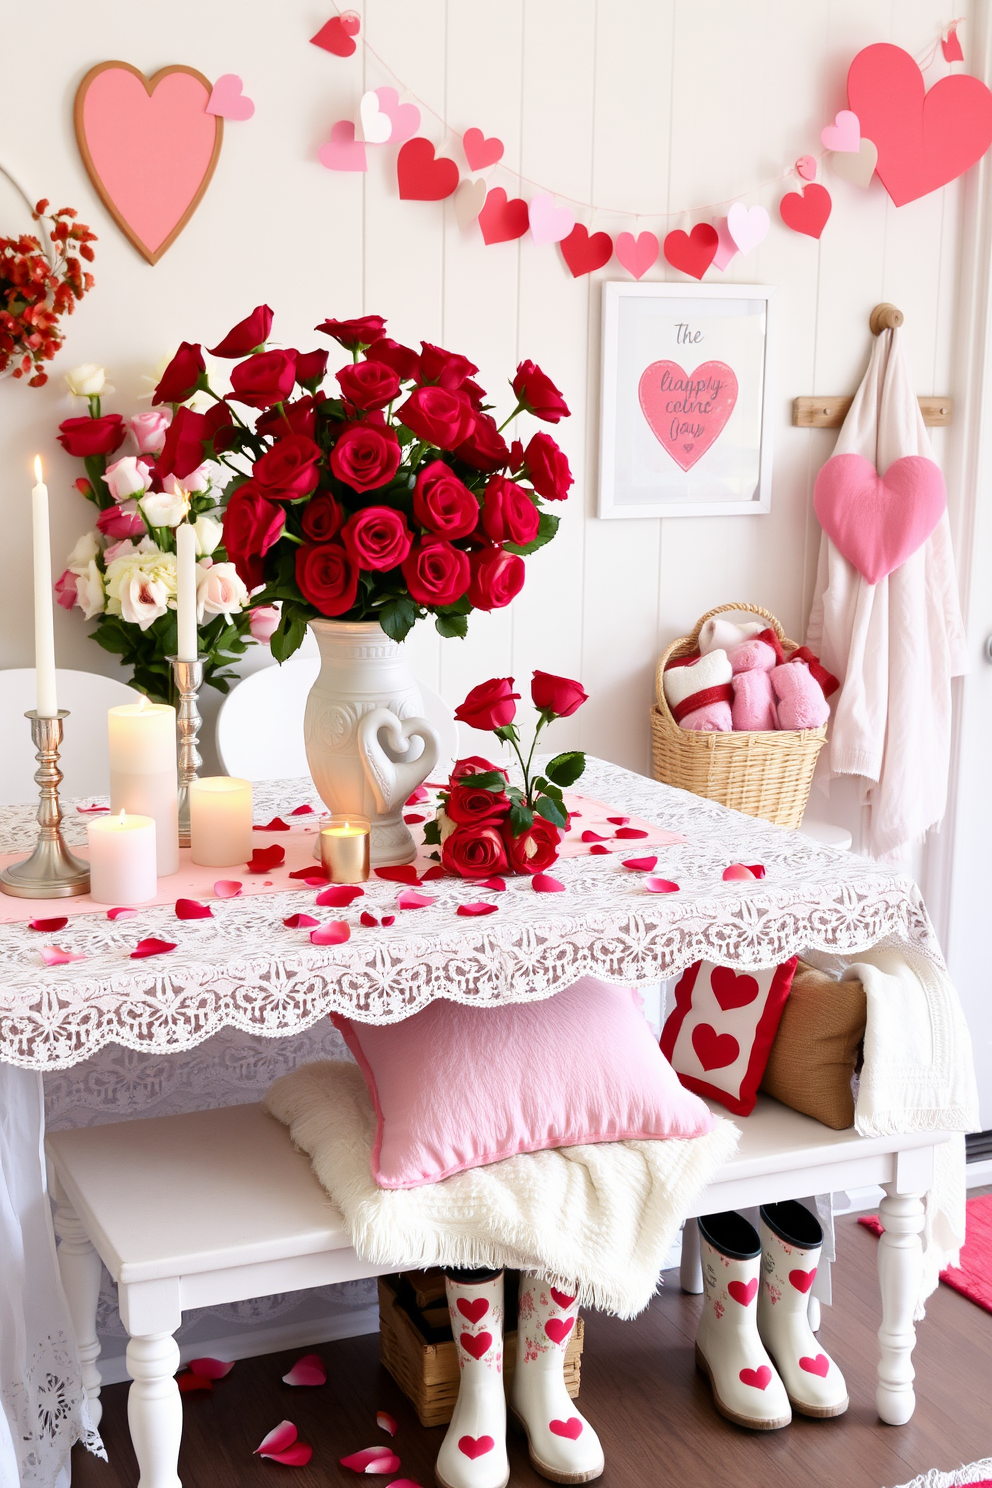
320, 815, 371, 884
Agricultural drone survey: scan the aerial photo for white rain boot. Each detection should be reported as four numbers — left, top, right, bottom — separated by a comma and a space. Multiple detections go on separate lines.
510, 1275, 604, 1484
694, 1213, 792, 1430
757, 1202, 849, 1418
436, 1270, 509, 1488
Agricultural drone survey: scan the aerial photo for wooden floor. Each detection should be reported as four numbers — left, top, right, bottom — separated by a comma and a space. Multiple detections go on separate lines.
72, 1207, 990, 1488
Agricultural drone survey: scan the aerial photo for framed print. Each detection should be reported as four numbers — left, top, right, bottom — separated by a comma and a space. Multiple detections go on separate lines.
598, 282, 776, 519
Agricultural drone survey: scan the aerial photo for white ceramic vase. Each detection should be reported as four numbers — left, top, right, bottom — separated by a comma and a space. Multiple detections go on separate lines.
303, 619, 440, 866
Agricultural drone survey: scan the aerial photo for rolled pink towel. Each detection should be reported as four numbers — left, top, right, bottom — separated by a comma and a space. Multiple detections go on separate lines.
728, 638, 778, 674
663, 649, 733, 732
732, 669, 777, 731
771, 662, 829, 729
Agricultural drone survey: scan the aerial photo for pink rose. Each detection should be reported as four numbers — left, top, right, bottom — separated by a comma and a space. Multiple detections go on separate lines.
104, 456, 152, 502
96, 501, 146, 541
129, 410, 172, 455
54, 570, 78, 610
195, 560, 249, 621
249, 603, 281, 643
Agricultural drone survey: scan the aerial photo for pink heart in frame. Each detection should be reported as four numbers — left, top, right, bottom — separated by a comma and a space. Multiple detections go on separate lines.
638, 359, 738, 471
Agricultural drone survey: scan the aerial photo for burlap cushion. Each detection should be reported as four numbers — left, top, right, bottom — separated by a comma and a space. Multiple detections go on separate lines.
759, 960, 866, 1129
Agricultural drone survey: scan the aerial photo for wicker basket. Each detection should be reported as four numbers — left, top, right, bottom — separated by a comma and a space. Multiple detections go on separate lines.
650, 602, 827, 830
378, 1272, 584, 1428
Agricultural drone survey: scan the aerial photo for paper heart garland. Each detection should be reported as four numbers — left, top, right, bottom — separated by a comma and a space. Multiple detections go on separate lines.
397, 138, 459, 200
559, 223, 613, 278
821, 109, 860, 153
726, 202, 769, 256
310, 13, 360, 56
478, 187, 529, 244
663, 224, 718, 279
206, 75, 254, 121
615, 230, 659, 279
847, 42, 992, 206
74, 62, 224, 265
829, 138, 878, 188
361, 87, 420, 145
462, 127, 504, 171
454, 177, 488, 229
712, 218, 739, 272
779, 183, 832, 238
637, 359, 738, 470
796, 155, 818, 181
813, 453, 947, 584
529, 192, 575, 246
318, 120, 367, 172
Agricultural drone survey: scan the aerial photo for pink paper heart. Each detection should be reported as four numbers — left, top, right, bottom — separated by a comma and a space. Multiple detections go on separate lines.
463, 127, 504, 170
821, 108, 861, 153
813, 453, 947, 584
106, 906, 137, 919
375, 86, 420, 144
282, 1353, 326, 1387
206, 74, 254, 121
726, 202, 769, 256
213, 880, 242, 898
711, 217, 739, 271
375, 1410, 398, 1436
131, 937, 177, 959
175, 898, 213, 920
532, 874, 565, 893
40, 945, 87, 966
340, 1445, 401, 1473
622, 856, 657, 872
615, 230, 659, 279
645, 877, 679, 893
29, 916, 68, 932
283, 913, 320, 929
528, 192, 575, 246
796, 154, 818, 180
188, 1356, 234, 1379
309, 921, 351, 945
456, 902, 499, 916
315, 885, 365, 907
397, 889, 435, 909
549, 1417, 583, 1440
319, 120, 368, 172
638, 360, 738, 471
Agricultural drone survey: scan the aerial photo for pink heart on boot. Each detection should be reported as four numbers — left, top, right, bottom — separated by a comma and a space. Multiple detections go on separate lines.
549, 1418, 583, 1440
789, 1267, 817, 1293
456, 1297, 489, 1324
459, 1331, 492, 1360
799, 1353, 830, 1377
550, 1288, 576, 1308
739, 1365, 772, 1390
813, 453, 946, 584
458, 1436, 494, 1459
544, 1317, 574, 1345
727, 1278, 758, 1307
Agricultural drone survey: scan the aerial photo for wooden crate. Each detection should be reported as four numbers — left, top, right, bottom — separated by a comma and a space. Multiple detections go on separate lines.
378, 1273, 584, 1429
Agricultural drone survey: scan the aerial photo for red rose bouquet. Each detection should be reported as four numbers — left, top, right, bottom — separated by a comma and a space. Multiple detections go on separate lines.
136, 306, 573, 658
424, 671, 589, 876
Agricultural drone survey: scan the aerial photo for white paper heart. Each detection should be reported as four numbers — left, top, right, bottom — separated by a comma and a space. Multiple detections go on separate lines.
358, 90, 391, 144
528, 191, 574, 246
727, 202, 769, 256
828, 137, 878, 188
454, 176, 487, 229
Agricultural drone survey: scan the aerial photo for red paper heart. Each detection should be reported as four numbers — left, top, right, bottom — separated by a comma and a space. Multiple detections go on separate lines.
799, 1352, 830, 1377
560, 224, 613, 278
550, 1288, 576, 1308
532, 873, 565, 893
463, 127, 504, 170
457, 902, 499, 916
848, 42, 992, 206
544, 1316, 574, 1344
711, 966, 760, 1010
779, 183, 832, 238
813, 453, 947, 584
130, 937, 177, 959
458, 1436, 494, 1460
283, 913, 320, 929
727, 1278, 758, 1307
789, 1267, 817, 1294
315, 885, 365, 907
479, 187, 529, 245
459, 1331, 492, 1360
638, 359, 739, 471
397, 138, 459, 200
246, 845, 285, 873
691, 1023, 740, 1071
457, 1297, 489, 1323
663, 223, 719, 279
549, 1417, 583, 1440
175, 898, 213, 920
375, 865, 422, 885
29, 916, 68, 932
310, 14, 360, 55
739, 1365, 772, 1390
622, 856, 657, 872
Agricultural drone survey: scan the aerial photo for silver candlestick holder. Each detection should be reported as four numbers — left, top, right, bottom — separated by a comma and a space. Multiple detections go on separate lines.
0, 711, 90, 898
170, 656, 204, 848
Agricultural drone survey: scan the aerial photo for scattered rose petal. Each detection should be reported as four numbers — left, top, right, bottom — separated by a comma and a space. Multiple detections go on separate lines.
478, 877, 506, 892
177, 1372, 213, 1393
421, 865, 447, 881
588, 844, 610, 855
266, 1444, 314, 1466
457, 902, 499, 916
107, 906, 137, 919
580, 830, 609, 842
284, 913, 320, 929
397, 889, 435, 910
403, 813, 426, 824
532, 874, 565, 893
723, 863, 757, 881
213, 880, 243, 898
375, 865, 422, 885
289, 865, 329, 881
387, 1482, 422, 1488
340, 1446, 401, 1474
246, 845, 285, 873
131, 937, 177, 958
40, 945, 87, 966
75, 803, 109, 814
376, 1410, 398, 1437
316, 885, 365, 907
290, 804, 315, 815
310, 920, 351, 945
746, 863, 766, 879
282, 1353, 326, 1387
360, 911, 379, 927
382, 914, 395, 926
29, 916, 68, 932
263, 880, 273, 886
188, 1357, 234, 1379
622, 857, 658, 872
254, 817, 291, 831
645, 877, 680, 894
615, 827, 648, 839
405, 786, 429, 805
256, 1421, 300, 1457
608, 816, 630, 826
175, 898, 213, 920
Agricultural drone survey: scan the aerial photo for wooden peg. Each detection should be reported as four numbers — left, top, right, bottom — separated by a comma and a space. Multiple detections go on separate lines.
869, 302, 904, 335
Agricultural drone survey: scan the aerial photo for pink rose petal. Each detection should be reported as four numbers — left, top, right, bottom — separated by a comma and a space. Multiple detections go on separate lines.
290, 804, 315, 815
607, 816, 630, 825
615, 827, 648, 839
376, 865, 422, 886
588, 843, 610, 855
316, 885, 365, 907
340, 1446, 401, 1474
645, 877, 680, 894
213, 880, 243, 898
282, 1353, 326, 1387
478, 877, 506, 892
405, 786, 429, 805
387, 1482, 423, 1488
403, 813, 426, 824
580, 830, 609, 842
130, 937, 178, 958
310, 920, 351, 945
267, 1443, 313, 1466
177, 1372, 213, 1393
746, 863, 766, 879
396, 889, 435, 910
532, 874, 565, 893
421, 865, 447, 881
106, 906, 137, 919
256, 1420, 298, 1456
457, 902, 499, 916
175, 898, 213, 920
40, 945, 87, 966
723, 863, 757, 881
246, 845, 285, 873
188, 1357, 234, 1379
376, 1410, 398, 1437
622, 857, 658, 872
253, 817, 291, 831
29, 916, 68, 932
289, 865, 329, 881
76, 803, 110, 814
284, 913, 320, 929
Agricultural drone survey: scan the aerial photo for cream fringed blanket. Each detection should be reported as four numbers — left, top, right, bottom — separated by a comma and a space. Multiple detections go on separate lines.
265, 1061, 740, 1319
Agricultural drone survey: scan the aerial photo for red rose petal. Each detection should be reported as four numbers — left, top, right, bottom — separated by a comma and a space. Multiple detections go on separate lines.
213, 880, 243, 898
396, 889, 435, 910
375, 865, 422, 885
746, 863, 766, 879
340, 1446, 401, 1473
405, 786, 429, 805
615, 827, 648, 839
645, 877, 680, 894
289, 865, 330, 881
130, 938, 177, 958
588, 843, 610, 855
532, 874, 565, 893
315, 885, 365, 907
256, 1420, 298, 1456
403, 813, 426, 824
478, 877, 506, 891
457, 902, 499, 916
284, 913, 320, 929
376, 1410, 398, 1437
360, 911, 379, 927
253, 817, 291, 831
265, 1443, 313, 1466
622, 856, 658, 872
309, 920, 351, 945
421, 865, 447, 880
106, 906, 137, 919
177, 1372, 213, 1393
723, 863, 757, 881
580, 830, 609, 842
76, 803, 110, 814
40, 945, 87, 966
282, 1353, 326, 1387
246, 845, 286, 873
175, 898, 213, 920
382, 914, 395, 926
188, 1357, 234, 1379
29, 916, 68, 932
607, 816, 630, 826
290, 804, 315, 815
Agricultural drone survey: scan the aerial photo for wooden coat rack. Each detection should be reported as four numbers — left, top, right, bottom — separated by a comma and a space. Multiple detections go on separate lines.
792, 304, 953, 428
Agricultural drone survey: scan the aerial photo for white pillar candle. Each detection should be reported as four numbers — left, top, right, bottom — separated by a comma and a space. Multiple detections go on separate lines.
189, 777, 253, 867
175, 520, 198, 662
31, 456, 58, 718
108, 697, 180, 875
87, 809, 157, 905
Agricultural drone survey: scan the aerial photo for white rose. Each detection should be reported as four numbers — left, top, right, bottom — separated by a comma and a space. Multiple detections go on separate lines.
140, 486, 188, 529
65, 363, 111, 398
66, 531, 100, 567
437, 809, 457, 843
192, 515, 223, 556
104, 455, 152, 502
73, 560, 106, 620
196, 560, 248, 622
182, 462, 213, 493
105, 550, 177, 630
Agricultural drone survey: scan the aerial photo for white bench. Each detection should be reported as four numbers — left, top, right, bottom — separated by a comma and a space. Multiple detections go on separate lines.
47, 1097, 950, 1488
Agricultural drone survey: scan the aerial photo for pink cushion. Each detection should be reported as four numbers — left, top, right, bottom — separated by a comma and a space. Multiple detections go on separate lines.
660, 959, 798, 1116
332, 976, 716, 1188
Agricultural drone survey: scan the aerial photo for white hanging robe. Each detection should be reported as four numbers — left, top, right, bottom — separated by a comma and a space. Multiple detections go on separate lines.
806, 327, 968, 858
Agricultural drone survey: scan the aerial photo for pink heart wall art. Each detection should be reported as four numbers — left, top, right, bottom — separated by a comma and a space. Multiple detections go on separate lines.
75, 62, 224, 265
638, 360, 739, 471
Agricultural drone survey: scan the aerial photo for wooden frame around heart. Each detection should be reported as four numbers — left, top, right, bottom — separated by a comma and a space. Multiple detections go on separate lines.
74, 61, 223, 266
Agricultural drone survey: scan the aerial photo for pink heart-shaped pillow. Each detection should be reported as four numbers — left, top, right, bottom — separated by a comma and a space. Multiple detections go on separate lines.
813, 453, 946, 584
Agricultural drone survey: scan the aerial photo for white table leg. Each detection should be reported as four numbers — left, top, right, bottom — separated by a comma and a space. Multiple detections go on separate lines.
126, 1332, 183, 1488
52, 1191, 104, 1427
680, 1218, 703, 1293
875, 1186, 925, 1425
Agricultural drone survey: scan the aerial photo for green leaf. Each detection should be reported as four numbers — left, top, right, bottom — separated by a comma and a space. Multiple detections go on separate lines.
434, 611, 468, 640
534, 794, 569, 830
422, 818, 441, 845
545, 750, 587, 788
270, 603, 309, 663
508, 799, 534, 836
379, 595, 418, 644
460, 771, 506, 792
504, 510, 560, 557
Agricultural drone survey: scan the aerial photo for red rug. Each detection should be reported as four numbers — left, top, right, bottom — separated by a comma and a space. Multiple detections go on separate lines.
858, 1191, 992, 1315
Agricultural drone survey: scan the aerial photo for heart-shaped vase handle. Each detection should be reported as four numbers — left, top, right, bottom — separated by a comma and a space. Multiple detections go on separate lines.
358, 708, 440, 815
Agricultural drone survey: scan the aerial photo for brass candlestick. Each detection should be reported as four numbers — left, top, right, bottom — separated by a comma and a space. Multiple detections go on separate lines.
170, 657, 204, 848
0, 711, 90, 897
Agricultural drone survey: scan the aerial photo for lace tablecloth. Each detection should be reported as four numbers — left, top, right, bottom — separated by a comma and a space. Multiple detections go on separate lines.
0, 758, 939, 1072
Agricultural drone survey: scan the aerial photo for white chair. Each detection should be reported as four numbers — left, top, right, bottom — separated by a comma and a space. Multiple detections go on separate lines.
215, 658, 458, 781
0, 669, 139, 804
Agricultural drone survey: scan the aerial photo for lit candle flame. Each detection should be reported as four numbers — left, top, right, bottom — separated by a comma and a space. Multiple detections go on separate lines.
33, 455, 43, 484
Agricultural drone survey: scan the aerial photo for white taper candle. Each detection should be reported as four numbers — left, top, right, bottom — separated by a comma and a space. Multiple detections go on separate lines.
31, 456, 58, 717
176, 520, 198, 662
